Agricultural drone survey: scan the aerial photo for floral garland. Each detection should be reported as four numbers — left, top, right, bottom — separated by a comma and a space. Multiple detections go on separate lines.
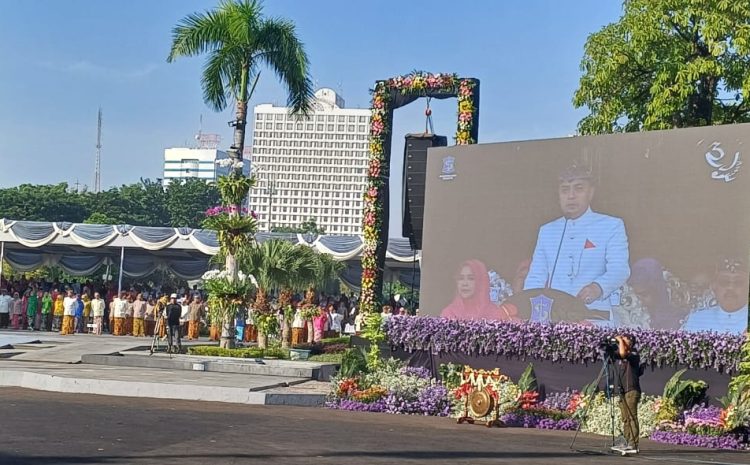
386, 316, 746, 373
361, 72, 478, 315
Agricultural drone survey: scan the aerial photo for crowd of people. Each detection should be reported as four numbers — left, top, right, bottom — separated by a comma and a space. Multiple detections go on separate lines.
0, 278, 207, 340
0, 277, 416, 344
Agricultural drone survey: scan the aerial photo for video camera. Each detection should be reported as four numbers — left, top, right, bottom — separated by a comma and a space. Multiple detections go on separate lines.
598, 337, 619, 357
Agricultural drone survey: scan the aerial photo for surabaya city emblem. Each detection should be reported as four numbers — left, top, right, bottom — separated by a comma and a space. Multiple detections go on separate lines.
530, 294, 554, 323
440, 156, 457, 181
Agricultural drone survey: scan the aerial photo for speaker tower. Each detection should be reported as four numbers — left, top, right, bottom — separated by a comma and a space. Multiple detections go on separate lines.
402, 133, 447, 250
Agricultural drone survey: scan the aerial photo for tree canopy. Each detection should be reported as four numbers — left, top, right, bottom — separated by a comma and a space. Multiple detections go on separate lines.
0, 178, 220, 228
574, 0, 750, 134
271, 217, 326, 234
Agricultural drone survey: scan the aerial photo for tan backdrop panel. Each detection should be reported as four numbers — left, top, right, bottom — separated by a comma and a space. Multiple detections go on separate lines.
420, 124, 750, 333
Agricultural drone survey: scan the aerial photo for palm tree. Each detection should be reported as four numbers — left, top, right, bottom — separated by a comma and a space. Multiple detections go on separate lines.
276, 245, 317, 348
243, 239, 315, 349
168, 0, 314, 348
168, 0, 314, 166
300, 249, 344, 342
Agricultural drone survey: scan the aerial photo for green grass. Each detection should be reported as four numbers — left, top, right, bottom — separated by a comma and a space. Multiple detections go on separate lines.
320, 336, 351, 345
308, 353, 343, 364
188, 346, 289, 359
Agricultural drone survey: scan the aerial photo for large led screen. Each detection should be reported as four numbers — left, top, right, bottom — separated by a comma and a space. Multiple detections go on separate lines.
419, 124, 750, 334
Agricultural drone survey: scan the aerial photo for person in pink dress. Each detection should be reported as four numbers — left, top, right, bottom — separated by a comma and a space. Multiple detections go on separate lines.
440, 259, 518, 321
312, 305, 328, 342
11, 292, 23, 329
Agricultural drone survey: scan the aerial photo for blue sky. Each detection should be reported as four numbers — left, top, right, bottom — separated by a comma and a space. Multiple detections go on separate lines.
0, 0, 623, 231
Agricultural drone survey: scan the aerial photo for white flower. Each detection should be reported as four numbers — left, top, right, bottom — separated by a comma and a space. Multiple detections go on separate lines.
201, 270, 222, 280
250, 163, 262, 176
232, 160, 245, 170
215, 158, 234, 168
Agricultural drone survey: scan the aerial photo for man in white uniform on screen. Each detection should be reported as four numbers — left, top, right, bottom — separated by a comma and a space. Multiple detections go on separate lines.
683, 258, 748, 334
524, 164, 630, 321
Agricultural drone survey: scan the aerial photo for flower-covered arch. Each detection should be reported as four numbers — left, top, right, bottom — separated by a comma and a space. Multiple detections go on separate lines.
361, 72, 480, 314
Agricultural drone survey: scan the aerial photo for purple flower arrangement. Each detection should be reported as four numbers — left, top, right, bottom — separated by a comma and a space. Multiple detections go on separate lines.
400, 366, 432, 379
540, 390, 577, 412
386, 316, 745, 373
327, 385, 451, 416
382, 385, 452, 416
500, 411, 579, 430
650, 431, 746, 450
649, 404, 749, 450
683, 405, 725, 434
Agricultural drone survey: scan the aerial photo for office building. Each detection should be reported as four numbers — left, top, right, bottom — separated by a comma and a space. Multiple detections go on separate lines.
248, 88, 370, 234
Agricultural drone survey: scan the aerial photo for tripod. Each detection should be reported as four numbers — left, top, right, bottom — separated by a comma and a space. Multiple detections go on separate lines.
149, 314, 174, 358
569, 350, 620, 452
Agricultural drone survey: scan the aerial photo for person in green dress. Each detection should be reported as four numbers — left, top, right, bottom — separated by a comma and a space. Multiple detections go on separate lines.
41, 292, 53, 331
26, 290, 38, 331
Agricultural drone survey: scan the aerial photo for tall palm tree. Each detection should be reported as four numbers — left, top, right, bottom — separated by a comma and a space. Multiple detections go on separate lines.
168, 0, 314, 166
168, 0, 314, 348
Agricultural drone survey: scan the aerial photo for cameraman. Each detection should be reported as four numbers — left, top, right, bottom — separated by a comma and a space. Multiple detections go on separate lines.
165, 293, 183, 353
613, 334, 642, 453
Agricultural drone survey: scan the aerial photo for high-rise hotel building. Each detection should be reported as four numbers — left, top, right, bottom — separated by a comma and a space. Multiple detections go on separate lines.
248, 88, 370, 234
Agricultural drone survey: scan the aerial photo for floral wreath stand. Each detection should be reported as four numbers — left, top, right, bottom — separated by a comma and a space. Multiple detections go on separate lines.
360, 72, 480, 314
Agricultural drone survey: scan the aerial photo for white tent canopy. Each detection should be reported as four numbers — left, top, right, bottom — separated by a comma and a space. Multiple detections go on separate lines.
0, 219, 419, 288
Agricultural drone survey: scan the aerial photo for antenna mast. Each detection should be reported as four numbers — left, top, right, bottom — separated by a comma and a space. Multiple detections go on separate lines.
94, 108, 102, 193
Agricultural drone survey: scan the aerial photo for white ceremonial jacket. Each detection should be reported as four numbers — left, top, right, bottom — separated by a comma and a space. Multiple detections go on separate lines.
682, 304, 748, 334
524, 208, 630, 312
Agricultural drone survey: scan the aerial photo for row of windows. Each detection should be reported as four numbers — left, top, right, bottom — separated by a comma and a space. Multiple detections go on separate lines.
252, 150, 368, 160
258, 174, 363, 183
251, 155, 367, 167
253, 131, 368, 141
259, 208, 361, 218
252, 189, 364, 199
251, 190, 362, 200
256, 113, 369, 124
250, 179, 365, 190
252, 197, 362, 207
252, 165, 364, 175
253, 139, 366, 150
257, 122, 369, 133
263, 212, 362, 221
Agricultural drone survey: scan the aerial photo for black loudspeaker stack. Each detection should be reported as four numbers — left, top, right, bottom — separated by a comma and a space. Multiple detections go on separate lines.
402, 133, 447, 250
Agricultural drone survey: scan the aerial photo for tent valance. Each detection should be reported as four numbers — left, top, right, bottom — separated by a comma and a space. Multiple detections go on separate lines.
0, 219, 420, 280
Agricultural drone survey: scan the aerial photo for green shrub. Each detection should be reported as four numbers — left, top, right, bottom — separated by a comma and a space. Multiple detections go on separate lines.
309, 353, 344, 363
188, 345, 289, 359
321, 336, 350, 345
517, 363, 538, 393
339, 347, 368, 378
438, 363, 464, 390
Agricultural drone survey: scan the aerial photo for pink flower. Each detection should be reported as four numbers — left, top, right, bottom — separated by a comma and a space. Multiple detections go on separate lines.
459, 112, 472, 122
364, 212, 375, 226
251, 211, 258, 219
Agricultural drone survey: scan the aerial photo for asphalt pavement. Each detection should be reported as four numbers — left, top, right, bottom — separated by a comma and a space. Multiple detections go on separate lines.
1, 388, 748, 465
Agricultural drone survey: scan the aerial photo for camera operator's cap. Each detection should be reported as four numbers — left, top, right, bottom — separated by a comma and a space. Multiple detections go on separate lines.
170, 293, 178, 299
558, 162, 593, 183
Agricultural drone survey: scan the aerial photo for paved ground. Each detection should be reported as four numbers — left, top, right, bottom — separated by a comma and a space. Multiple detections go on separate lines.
1, 388, 748, 465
